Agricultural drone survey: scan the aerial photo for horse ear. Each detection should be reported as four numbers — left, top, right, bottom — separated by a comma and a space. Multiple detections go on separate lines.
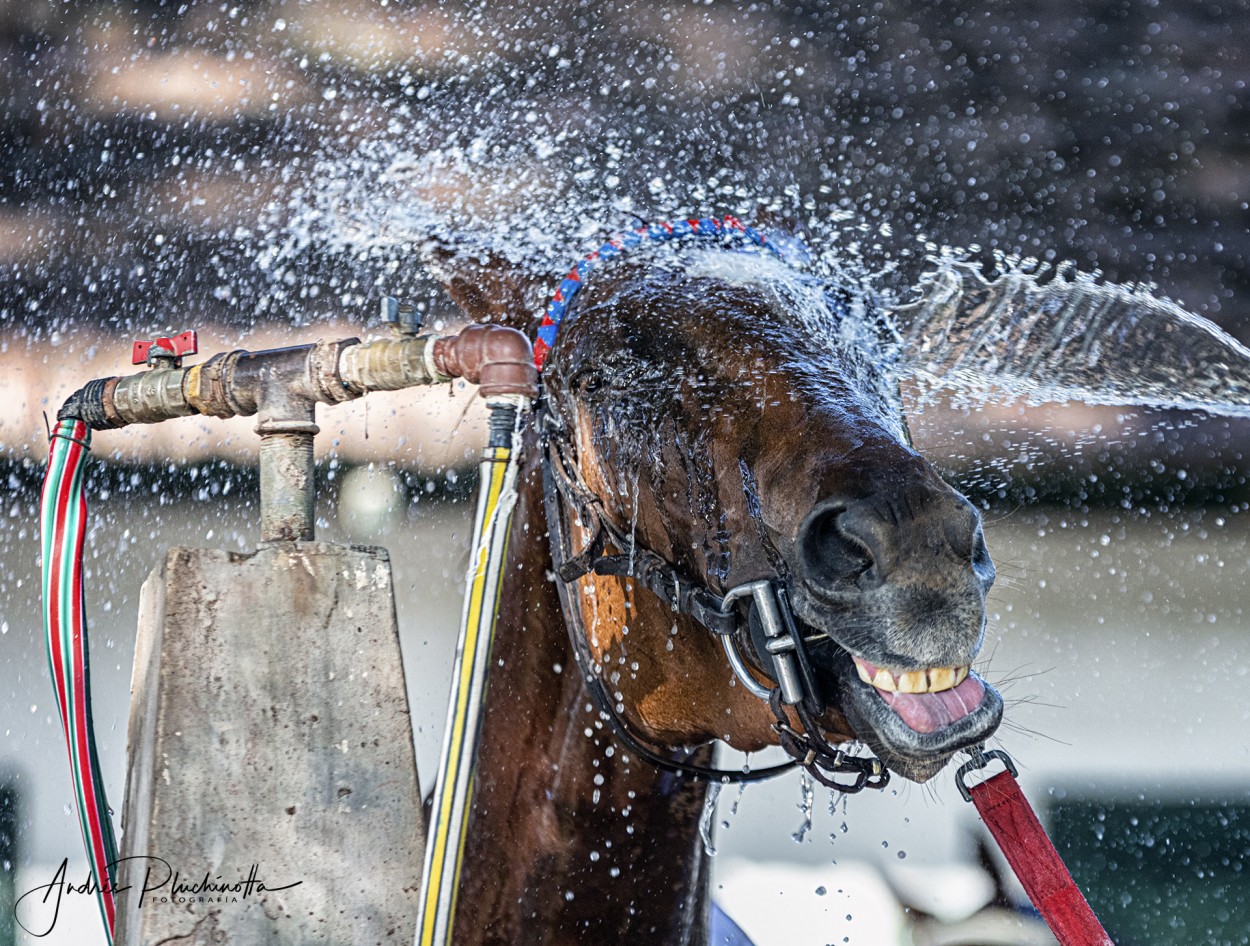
421, 240, 550, 333
751, 204, 802, 236
403, 155, 554, 331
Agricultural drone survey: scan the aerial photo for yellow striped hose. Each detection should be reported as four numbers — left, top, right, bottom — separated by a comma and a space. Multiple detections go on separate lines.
418, 399, 524, 946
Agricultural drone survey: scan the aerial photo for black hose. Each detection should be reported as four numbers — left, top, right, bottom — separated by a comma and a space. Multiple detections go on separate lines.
487, 403, 518, 449
57, 378, 120, 429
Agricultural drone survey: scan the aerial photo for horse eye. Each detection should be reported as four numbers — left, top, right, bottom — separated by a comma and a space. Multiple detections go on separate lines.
576, 372, 604, 395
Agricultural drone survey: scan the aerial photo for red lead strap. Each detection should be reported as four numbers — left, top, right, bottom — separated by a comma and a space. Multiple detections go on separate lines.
958, 750, 1114, 946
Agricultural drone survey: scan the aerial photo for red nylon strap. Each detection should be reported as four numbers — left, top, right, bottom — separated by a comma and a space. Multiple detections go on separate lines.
969, 771, 1114, 946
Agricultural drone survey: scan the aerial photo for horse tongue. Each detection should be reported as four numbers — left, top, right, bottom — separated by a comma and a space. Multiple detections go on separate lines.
880, 675, 985, 734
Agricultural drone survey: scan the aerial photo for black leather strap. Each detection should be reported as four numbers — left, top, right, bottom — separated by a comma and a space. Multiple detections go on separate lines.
538, 403, 888, 792
540, 431, 796, 784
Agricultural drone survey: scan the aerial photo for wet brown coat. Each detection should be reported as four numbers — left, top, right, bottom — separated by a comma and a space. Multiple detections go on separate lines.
429, 246, 997, 944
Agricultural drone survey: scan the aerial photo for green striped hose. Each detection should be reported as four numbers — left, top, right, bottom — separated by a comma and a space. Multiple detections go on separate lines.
41, 418, 118, 943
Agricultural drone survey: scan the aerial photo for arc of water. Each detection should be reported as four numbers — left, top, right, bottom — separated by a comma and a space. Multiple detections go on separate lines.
892, 260, 1250, 416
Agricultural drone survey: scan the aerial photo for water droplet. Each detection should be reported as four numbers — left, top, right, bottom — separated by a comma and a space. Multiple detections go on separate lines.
791, 772, 815, 843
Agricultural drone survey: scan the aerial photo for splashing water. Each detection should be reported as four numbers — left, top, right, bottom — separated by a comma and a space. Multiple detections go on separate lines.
791, 772, 816, 844
699, 780, 723, 857
262, 142, 1250, 427
893, 252, 1250, 417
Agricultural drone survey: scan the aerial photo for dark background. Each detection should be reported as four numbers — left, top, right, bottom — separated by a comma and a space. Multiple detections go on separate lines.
0, 0, 1246, 341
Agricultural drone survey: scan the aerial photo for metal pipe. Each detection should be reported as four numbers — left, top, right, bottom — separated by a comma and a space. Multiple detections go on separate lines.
338, 335, 444, 393
54, 324, 538, 544
109, 367, 193, 424
258, 423, 318, 542
58, 325, 537, 429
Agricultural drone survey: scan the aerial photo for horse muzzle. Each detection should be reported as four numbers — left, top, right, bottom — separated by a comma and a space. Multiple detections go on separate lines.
723, 577, 1003, 784
827, 644, 1003, 783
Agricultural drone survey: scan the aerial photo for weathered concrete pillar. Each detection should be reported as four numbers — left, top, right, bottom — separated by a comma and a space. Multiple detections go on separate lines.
115, 543, 424, 946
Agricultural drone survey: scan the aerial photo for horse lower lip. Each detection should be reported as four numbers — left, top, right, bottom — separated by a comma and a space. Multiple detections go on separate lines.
827, 648, 1003, 781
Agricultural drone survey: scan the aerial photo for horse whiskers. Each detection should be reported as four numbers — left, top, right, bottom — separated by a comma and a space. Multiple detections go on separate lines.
1002, 693, 1064, 711
988, 570, 1030, 592
995, 716, 1070, 747
980, 664, 1055, 691
982, 501, 1027, 526
987, 557, 1029, 576
986, 575, 1026, 595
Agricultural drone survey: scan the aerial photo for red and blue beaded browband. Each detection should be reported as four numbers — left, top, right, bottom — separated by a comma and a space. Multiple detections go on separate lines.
532, 215, 782, 370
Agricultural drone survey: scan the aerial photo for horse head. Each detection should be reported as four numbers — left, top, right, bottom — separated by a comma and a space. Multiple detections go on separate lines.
430, 231, 1002, 785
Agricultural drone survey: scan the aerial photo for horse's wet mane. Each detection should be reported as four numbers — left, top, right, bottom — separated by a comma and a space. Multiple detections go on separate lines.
548, 244, 909, 465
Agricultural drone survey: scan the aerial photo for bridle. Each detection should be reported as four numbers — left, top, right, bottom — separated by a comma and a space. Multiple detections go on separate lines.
539, 405, 887, 792
531, 216, 891, 792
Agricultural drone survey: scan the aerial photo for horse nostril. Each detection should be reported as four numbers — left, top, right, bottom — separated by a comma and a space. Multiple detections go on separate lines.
799, 504, 876, 587
970, 523, 996, 588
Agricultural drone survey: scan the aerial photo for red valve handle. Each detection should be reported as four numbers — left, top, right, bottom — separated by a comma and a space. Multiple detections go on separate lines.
132, 330, 198, 367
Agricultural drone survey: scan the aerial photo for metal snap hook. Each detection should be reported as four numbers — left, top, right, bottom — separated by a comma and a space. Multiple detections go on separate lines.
722, 580, 805, 705
955, 747, 1018, 802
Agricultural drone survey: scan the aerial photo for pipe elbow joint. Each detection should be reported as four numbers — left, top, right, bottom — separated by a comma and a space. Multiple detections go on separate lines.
433, 324, 538, 400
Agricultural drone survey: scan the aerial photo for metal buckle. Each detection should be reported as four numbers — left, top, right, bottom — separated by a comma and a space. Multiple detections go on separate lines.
721, 580, 805, 705
955, 746, 1018, 802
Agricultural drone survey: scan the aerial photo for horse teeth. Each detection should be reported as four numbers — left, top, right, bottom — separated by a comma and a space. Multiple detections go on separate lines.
871, 669, 897, 692
896, 670, 927, 694
854, 658, 971, 694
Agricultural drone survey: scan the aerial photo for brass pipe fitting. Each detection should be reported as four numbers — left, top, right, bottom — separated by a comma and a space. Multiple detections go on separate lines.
55, 322, 537, 544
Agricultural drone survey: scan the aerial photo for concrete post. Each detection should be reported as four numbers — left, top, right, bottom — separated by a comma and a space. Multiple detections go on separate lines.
115, 542, 424, 946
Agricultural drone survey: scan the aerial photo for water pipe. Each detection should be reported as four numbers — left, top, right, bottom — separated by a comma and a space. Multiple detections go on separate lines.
43, 314, 537, 944
57, 322, 537, 541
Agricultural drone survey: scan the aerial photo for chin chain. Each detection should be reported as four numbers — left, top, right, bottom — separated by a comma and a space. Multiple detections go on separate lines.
769, 689, 890, 793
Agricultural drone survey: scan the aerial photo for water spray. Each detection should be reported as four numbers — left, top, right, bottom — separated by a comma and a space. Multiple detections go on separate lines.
40, 309, 537, 944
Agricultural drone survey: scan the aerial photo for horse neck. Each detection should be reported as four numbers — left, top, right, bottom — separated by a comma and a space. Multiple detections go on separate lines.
453, 449, 714, 946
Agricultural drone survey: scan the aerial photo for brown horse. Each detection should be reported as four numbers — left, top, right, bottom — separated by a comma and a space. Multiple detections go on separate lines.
422, 233, 1002, 945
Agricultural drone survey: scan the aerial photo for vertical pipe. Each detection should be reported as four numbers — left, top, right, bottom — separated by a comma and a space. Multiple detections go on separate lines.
257, 420, 319, 542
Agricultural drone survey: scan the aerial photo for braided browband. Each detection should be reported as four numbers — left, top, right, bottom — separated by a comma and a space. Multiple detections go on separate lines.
533, 215, 780, 370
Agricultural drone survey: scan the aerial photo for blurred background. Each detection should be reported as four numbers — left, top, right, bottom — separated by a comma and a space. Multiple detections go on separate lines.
1, 1, 1248, 944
